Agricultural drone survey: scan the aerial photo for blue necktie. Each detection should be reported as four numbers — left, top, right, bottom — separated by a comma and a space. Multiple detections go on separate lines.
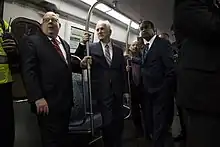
142, 43, 149, 64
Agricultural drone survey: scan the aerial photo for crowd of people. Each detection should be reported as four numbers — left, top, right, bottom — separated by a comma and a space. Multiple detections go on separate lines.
1, 0, 220, 147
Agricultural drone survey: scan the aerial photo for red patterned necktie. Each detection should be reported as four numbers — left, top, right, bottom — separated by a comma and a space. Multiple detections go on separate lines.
51, 38, 64, 58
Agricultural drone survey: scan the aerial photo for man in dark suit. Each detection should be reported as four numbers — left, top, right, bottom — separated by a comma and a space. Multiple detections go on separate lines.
137, 20, 175, 147
76, 20, 129, 147
174, 0, 220, 147
19, 12, 85, 147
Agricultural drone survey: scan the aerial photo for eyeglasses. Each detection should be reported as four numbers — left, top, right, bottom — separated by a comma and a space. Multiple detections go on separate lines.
43, 18, 58, 23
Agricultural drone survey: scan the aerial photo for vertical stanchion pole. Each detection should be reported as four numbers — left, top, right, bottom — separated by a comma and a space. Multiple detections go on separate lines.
125, 20, 132, 53
85, 1, 100, 136
125, 20, 132, 119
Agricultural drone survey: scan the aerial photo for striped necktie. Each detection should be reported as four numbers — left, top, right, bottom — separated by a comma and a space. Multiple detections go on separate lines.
142, 43, 149, 64
105, 44, 111, 65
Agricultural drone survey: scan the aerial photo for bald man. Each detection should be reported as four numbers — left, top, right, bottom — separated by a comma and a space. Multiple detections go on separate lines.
19, 12, 82, 147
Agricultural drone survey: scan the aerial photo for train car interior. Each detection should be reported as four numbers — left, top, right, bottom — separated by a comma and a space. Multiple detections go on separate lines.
0, 0, 182, 147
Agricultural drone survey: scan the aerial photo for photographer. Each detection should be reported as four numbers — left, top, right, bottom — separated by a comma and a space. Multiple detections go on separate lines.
174, 0, 220, 146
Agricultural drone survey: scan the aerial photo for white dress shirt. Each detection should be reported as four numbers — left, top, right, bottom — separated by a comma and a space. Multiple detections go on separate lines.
100, 41, 113, 60
143, 35, 157, 50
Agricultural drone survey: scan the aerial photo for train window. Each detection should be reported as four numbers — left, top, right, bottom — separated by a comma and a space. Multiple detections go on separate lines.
70, 26, 94, 53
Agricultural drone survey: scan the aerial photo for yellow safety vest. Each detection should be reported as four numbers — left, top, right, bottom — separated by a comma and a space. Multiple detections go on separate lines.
0, 20, 12, 84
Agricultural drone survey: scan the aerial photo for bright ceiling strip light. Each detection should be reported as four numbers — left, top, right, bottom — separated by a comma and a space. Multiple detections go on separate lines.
80, 0, 97, 5
106, 9, 131, 25
131, 22, 139, 30
96, 3, 112, 12
79, 0, 138, 30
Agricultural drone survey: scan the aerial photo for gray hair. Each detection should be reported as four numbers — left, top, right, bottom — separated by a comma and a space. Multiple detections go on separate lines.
96, 20, 112, 31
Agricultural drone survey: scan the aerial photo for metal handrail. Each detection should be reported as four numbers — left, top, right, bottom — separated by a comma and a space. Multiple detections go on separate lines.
124, 20, 132, 119
85, 0, 101, 136
123, 105, 131, 119
13, 98, 28, 103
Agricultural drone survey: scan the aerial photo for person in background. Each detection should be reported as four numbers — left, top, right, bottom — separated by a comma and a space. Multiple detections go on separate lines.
19, 11, 88, 147
174, 0, 220, 146
125, 39, 144, 138
0, 19, 17, 147
138, 20, 175, 147
159, 32, 170, 42
76, 20, 129, 147
170, 24, 186, 142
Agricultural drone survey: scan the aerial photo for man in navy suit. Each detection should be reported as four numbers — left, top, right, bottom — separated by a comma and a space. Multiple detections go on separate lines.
76, 20, 129, 147
136, 20, 175, 147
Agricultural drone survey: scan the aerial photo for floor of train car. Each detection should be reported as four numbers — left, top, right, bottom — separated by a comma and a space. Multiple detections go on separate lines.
88, 116, 184, 147
14, 102, 184, 147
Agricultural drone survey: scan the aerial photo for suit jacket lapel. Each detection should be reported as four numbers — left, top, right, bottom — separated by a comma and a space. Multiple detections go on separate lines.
92, 41, 118, 68
92, 42, 109, 67
144, 36, 159, 61
110, 43, 117, 68
98, 42, 105, 57
59, 37, 71, 66
90, 42, 102, 56
39, 32, 68, 65
41, 33, 59, 58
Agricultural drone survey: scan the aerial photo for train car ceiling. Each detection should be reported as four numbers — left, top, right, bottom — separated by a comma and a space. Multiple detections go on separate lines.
4, 0, 174, 42
76, 0, 174, 33
5, 0, 174, 33
102, 0, 174, 33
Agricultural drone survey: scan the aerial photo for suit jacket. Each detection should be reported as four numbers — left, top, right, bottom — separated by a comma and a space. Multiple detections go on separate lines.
174, 0, 220, 113
19, 32, 81, 113
75, 42, 127, 125
139, 36, 175, 93
126, 56, 142, 88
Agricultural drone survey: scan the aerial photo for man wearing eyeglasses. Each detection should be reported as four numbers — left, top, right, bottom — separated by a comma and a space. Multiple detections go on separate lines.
19, 11, 86, 147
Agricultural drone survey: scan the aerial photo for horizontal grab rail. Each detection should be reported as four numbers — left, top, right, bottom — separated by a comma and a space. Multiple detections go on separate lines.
13, 98, 28, 103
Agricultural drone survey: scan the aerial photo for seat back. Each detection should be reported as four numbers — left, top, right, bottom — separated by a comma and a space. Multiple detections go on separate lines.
69, 71, 88, 126
10, 17, 41, 100
11, 17, 41, 42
